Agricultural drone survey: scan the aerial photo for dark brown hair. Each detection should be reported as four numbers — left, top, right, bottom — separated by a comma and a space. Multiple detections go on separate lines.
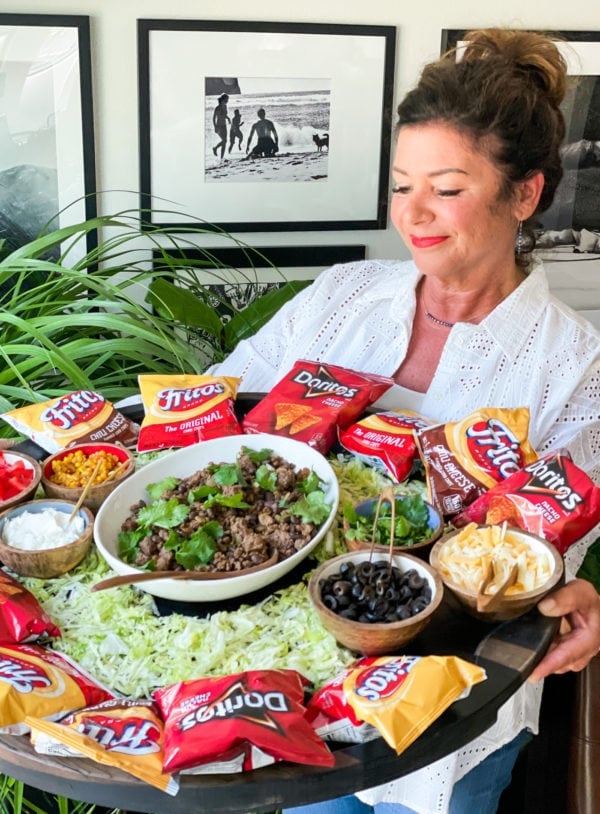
396, 29, 568, 257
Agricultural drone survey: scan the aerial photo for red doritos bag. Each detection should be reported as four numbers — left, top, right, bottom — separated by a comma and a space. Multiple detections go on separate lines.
153, 669, 334, 773
242, 360, 393, 454
0, 571, 61, 645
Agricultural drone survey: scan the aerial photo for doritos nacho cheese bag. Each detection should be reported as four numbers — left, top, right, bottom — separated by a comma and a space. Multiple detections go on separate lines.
137, 374, 242, 452
26, 698, 179, 796
153, 669, 334, 773
1, 391, 138, 454
0, 644, 115, 734
0, 571, 61, 645
417, 407, 537, 520
344, 655, 486, 755
242, 360, 393, 454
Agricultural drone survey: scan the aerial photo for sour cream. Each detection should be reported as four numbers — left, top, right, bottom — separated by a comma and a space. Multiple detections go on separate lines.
2, 509, 85, 551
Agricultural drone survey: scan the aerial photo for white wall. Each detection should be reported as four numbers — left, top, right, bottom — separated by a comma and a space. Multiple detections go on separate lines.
3, 0, 600, 264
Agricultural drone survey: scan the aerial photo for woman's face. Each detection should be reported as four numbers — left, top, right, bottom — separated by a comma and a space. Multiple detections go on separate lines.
390, 123, 520, 283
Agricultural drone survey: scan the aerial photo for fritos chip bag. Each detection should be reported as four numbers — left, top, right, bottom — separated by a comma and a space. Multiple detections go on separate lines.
153, 669, 334, 774
455, 453, 600, 555
338, 410, 432, 483
343, 655, 486, 755
242, 360, 393, 454
0, 571, 61, 644
0, 643, 115, 734
417, 407, 537, 519
1, 391, 138, 453
26, 698, 179, 796
306, 662, 380, 744
137, 374, 242, 452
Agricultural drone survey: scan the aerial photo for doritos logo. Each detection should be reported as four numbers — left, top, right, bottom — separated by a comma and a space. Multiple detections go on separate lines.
0, 655, 52, 693
521, 456, 584, 511
79, 715, 161, 755
40, 391, 105, 430
178, 679, 290, 734
353, 657, 417, 702
156, 384, 225, 413
292, 366, 359, 399
465, 418, 524, 479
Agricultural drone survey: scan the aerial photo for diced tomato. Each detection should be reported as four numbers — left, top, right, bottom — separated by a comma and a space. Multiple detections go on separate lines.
0, 453, 35, 501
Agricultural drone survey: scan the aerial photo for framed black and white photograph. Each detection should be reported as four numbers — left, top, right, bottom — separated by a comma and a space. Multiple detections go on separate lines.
138, 20, 396, 232
0, 14, 96, 257
441, 29, 600, 326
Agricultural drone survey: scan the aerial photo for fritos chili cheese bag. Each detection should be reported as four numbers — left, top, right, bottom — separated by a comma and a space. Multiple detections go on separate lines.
242, 360, 393, 454
343, 655, 486, 755
1, 391, 138, 453
417, 407, 537, 520
26, 698, 179, 796
137, 374, 242, 452
338, 410, 432, 483
0, 571, 61, 644
0, 643, 115, 734
153, 669, 334, 773
455, 453, 600, 555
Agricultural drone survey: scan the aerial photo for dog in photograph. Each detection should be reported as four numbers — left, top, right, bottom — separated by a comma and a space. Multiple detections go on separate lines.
312, 133, 329, 152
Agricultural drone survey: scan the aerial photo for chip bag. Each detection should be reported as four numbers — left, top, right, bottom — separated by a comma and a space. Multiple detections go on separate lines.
455, 453, 600, 555
26, 698, 179, 796
0, 644, 115, 734
343, 655, 486, 755
338, 410, 432, 483
306, 662, 380, 744
0, 571, 61, 644
153, 669, 335, 773
1, 391, 139, 453
417, 407, 537, 519
242, 360, 393, 454
137, 374, 242, 452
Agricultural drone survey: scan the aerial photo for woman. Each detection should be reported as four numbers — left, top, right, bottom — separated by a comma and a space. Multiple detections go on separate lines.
212, 93, 230, 159
211, 29, 600, 813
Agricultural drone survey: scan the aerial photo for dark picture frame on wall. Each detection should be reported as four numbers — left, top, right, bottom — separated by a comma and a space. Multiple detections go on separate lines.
138, 19, 396, 232
0, 14, 96, 258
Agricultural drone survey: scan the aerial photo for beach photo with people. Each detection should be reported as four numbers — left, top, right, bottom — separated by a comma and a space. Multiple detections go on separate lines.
204, 77, 331, 182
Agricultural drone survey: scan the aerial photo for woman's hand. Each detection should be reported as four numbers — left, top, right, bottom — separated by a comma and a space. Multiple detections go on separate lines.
528, 578, 600, 682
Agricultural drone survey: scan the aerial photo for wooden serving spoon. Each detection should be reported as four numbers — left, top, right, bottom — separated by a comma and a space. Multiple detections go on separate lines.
92, 550, 279, 592
476, 561, 519, 614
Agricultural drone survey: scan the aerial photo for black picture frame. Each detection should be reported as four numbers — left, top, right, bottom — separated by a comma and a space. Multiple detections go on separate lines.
138, 19, 396, 232
0, 14, 96, 258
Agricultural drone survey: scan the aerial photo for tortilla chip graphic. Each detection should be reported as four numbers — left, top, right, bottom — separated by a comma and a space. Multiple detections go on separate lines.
274, 402, 312, 430
289, 414, 321, 435
485, 495, 521, 526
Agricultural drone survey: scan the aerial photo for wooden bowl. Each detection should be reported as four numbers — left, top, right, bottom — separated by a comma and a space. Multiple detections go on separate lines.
308, 550, 443, 655
41, 443, 135, 513
0, 499, 94, 579
429, 525, 564, 623
343, 494, 443, 560
0, 450, 42, 512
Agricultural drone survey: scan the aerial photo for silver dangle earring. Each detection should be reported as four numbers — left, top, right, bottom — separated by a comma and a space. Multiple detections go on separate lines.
516, 221, 525, 256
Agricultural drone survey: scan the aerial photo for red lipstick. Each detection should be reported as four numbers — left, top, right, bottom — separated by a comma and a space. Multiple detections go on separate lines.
410, 235, 448, 248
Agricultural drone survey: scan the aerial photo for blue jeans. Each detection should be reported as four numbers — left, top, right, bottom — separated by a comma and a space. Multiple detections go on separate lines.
284, 729, 531, 814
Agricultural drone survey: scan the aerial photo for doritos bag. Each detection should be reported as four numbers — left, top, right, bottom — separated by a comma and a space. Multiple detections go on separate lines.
242, 360, 393, 454
137, 374, 242, 452
455, 453, 600, 555
0, 571, 61, 644
0, 644, 115, 734
153, 669, 334, 773
1, 391, 138, 453
417, 407, 537, 519
27, 698, 179, 795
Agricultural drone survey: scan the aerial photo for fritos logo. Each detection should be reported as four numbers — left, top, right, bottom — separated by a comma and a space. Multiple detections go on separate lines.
156, 384, 226, 413
353, 657, 416, 702
292, 365, 358, 399
79, 715, 161, 755
40, 391, 105, 430
466, 418, 524, 478
0, 655, 53, 694
179, 679, 289, 734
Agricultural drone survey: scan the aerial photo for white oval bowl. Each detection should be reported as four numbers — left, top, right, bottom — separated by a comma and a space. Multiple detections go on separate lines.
93, 433, 339, 602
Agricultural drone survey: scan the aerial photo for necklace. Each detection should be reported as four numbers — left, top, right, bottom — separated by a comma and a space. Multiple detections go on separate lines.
425, 310, 455, 328
422, 290, 508, 329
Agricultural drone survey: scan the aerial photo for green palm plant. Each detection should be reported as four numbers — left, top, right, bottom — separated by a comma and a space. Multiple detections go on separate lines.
0, 209, 309, 432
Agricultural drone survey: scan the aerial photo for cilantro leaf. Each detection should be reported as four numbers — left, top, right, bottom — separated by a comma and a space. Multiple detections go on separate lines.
242, 447, 272, 464
118, 528, 147, 562
175, 522, 222, 569
146, 477, 180, 502
287, 491, 331, 524
137, 498, 190, 529
188, 484, 219, 503
298, 470, 322, 494
213, 463, 244, 486
205, 492, 250, 509
256, 464, 277, 492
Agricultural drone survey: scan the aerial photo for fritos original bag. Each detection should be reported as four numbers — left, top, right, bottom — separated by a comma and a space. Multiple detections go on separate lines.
1, 391, 138, 453
153, 669, 334, 774
242, 360, 393, 454
26, 698, 179, 796
343, 655, 486, 755
338, 410, 432, 483
455, 453, 600, 555
418, 407, 537, 519
0, 571, 61, 644
0, 644, 115, 734
137, 374, 242, 452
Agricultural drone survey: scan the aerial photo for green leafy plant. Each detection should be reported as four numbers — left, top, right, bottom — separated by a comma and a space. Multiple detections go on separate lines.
0, 208, 309, 432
